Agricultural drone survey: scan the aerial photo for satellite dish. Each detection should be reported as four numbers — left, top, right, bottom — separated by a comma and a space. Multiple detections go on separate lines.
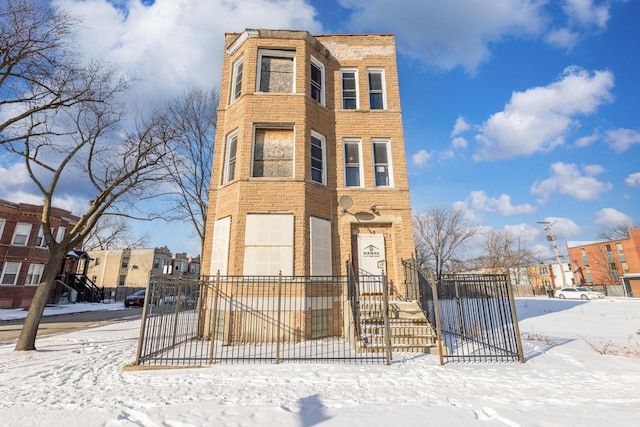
339, 195, 353, 211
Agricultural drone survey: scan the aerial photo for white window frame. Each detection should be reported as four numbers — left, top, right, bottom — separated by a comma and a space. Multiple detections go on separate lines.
367, 68, 387, 110
55, 226, 65, 243
310, 55, 325, 106
310, 130, 326, 185
256, 49, 296, 93
223, 130, 238, 184
340, 68, 359, 110
0, 219, 5, 240
26, 263, 44, 286
343, 138, 364, 187
251, 125, 295, 178
12, 223, 32, 246
1, 261, 22, 285
371, 138, 393, 187
230, 55, 244, 103
35, 226, 47, 248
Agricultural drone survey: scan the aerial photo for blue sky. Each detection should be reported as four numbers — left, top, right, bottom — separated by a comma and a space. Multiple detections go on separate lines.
1, 0, 638, 259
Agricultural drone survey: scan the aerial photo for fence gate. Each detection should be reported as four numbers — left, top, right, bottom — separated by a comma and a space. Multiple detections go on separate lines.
403, 259, 524, 364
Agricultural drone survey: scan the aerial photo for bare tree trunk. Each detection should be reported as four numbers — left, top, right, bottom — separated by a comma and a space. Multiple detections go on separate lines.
15, 249, 66, 351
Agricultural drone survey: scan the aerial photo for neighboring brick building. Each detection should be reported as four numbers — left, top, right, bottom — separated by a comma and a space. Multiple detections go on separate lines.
566, 229, 640, 297
0, 199, 79, 308
202, 30, 416, 292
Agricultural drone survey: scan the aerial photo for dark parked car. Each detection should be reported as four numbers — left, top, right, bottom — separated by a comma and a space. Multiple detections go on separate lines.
124, 290, 157, 307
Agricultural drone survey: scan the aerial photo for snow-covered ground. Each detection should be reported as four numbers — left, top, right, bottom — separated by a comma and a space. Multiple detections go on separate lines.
1, 297, 639, 426
0, 302, 126, 321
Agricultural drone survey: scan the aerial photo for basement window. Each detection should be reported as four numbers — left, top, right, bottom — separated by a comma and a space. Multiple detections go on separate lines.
257, 49, 295, 93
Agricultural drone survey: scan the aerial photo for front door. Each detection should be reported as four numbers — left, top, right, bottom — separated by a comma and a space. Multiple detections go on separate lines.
356, 234, 386, 294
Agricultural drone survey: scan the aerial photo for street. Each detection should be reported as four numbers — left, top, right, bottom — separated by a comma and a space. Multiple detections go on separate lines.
0, 307, 142, 344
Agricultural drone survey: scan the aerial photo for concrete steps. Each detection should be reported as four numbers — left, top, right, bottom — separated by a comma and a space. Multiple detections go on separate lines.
357, 299, 440, 354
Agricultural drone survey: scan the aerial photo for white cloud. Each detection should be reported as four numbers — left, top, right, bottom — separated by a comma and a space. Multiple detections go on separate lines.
412, 149, 433, 168
459, 190, 537, 216
451, 137, 468, 150
53, 0, 322, 108
545, 28, 579, 49
563, 0, 610, 29
625, 172, 640, 189
574, 132, 599, 147
604, 128, 640, 153
593, 208, 633, 228
451, 116, 470, 137
338, 0, 547, 73
531, 162, 612, 203
536, 216, 582, 238
473, 67, 614, 161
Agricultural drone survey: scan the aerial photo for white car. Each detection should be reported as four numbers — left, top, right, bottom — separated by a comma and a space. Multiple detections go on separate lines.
555, 287, 605, 300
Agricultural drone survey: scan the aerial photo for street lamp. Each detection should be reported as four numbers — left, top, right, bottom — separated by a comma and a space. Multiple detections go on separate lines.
537, 220, 567, 289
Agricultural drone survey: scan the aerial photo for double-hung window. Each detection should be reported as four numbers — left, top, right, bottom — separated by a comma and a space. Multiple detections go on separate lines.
1, 262, 21, 285
341, 69, 358, 109
257, 49, 295, 93
367, 68, 386, 110
230, 55, 244, 103
223, 130, 238, 184
310, 131, 326, 184
0, 219, 5, 240
26, 264, 44, 286
55, 226, 65, 243
310, 56, 325, 105
372, 138, 393, 187
12, 223, 32, 246
35, 226, 47, 247
344, 139, 363, 187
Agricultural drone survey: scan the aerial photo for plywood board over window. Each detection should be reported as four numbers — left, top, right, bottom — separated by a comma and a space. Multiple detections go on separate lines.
244, 214, 294, 275
259, 55, 294, 92
253, 128, 294, 178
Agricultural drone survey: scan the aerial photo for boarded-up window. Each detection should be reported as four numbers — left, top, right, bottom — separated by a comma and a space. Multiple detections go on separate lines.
310, 217, 332, 275
210, 217, 231, 275
258, 50, 295, 93
243, 214, 293, 275
252, 128, 294, 178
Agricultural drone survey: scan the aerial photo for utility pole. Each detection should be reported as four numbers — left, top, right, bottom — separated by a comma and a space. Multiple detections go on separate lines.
537, 221, 567, 289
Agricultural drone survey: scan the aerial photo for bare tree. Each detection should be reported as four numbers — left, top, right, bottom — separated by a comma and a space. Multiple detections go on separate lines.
597, 220, 639, 240
8, 90, 176, 350
481, 229, 537, 282
413, 206, 478, 278
162, 88, 218, 256
82, 216, 150, 251
1, 0, 112, 145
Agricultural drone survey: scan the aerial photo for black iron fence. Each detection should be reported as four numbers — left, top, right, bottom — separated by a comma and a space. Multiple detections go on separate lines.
402, 259, 524, 364
134, 272, 390, 367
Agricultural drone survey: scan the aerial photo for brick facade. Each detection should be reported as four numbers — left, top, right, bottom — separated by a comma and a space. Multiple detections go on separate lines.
202, 30, 416, 294
567, 229, 640, 296
0, 199, 79, 308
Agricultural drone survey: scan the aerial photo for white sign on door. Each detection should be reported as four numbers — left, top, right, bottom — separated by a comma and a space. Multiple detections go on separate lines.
356, 234, 386, 294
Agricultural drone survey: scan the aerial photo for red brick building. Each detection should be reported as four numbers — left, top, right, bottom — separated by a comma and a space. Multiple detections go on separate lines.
0, 199, 79, 308
566, 229, 640, 297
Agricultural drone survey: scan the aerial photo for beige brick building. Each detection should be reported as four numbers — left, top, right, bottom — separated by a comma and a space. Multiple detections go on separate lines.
202, 30, 416, 293
86, 247, 172, 288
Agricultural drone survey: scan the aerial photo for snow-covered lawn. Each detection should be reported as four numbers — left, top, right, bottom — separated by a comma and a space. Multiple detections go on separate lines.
0, 297, 638, 426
